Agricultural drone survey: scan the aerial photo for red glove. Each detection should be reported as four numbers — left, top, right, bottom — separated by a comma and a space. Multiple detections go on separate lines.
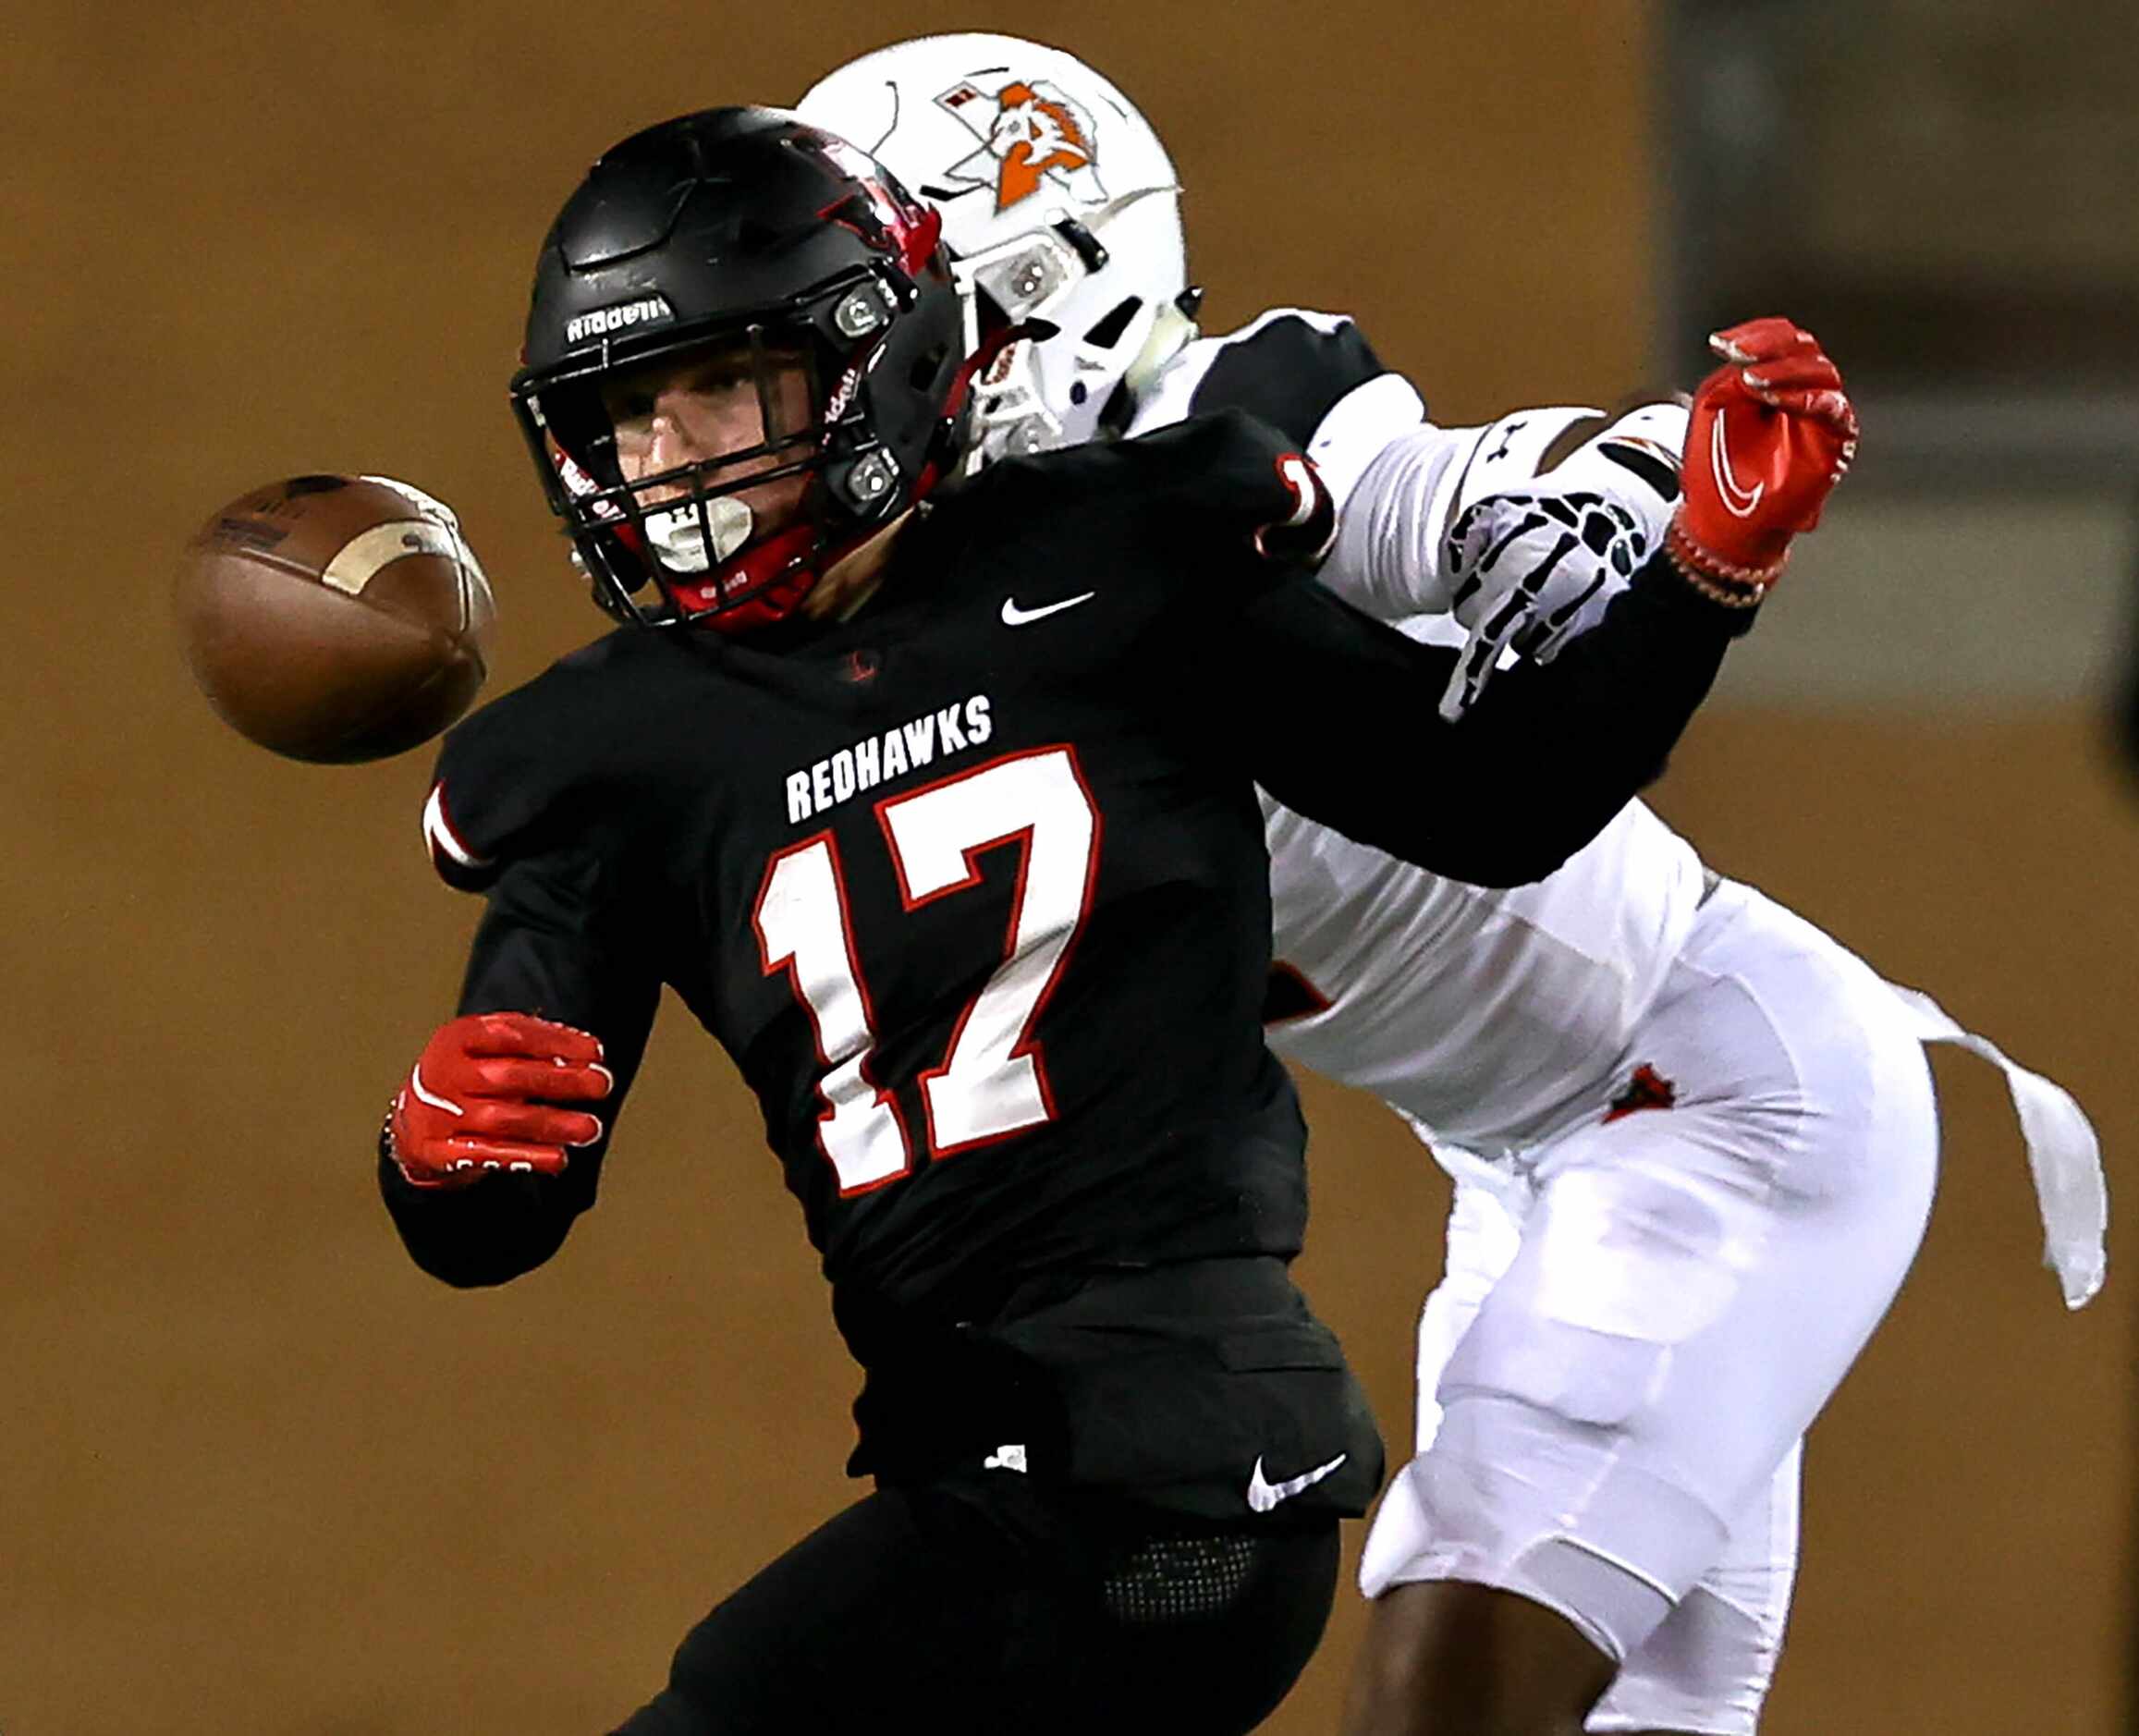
1668, 317, 1859, 599
387, 1012, 613, 1189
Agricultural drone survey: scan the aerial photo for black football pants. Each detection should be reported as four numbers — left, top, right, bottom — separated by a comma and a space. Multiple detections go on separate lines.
611, 1470, 1339, 1734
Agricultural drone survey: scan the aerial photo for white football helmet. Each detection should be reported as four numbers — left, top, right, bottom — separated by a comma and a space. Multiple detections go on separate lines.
797, 34, 1192, 465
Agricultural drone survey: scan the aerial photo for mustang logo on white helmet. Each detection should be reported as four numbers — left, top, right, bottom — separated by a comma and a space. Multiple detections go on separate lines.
797, 35, 1187, 458
938, 77, 1108, 212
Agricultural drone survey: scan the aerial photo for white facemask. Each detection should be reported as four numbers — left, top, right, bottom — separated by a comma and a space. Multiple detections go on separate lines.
644, 496, 754, 574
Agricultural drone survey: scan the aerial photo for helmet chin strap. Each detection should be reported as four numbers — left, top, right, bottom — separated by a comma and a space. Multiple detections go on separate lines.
1099, 287, 1204, 440
1121, 292, 1200, 399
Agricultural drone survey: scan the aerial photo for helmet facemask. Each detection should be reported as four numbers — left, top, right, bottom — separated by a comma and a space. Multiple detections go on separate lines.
600, 332, 820, 583
517, 273, 930, 630
951, 189, 1188, 466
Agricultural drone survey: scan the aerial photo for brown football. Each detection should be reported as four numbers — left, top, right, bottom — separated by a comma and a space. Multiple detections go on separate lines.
175, 474, 496, 763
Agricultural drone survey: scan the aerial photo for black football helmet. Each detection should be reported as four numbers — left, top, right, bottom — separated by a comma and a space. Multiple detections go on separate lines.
510, 107, 969, 630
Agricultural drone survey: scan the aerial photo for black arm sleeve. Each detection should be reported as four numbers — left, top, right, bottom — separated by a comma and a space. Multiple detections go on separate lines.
377, 851, 662, 1289
1222, 556, 1744, 886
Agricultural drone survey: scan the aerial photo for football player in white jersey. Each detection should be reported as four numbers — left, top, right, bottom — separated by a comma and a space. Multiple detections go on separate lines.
798, 36, 2108, 1736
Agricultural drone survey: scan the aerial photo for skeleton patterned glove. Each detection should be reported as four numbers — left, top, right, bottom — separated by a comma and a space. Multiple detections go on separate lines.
1436, 490, 1652, 720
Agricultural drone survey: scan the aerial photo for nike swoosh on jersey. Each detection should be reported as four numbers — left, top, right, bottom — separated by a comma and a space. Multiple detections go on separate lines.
1246, 1450, 1348, 1512
1000, 591, 1096, 627
1710, 410, 1765, 519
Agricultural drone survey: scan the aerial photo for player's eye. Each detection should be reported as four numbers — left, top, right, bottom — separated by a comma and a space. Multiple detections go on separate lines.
683, 358, 755, 395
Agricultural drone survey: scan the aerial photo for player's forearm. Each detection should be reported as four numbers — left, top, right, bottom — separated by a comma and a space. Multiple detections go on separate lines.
1316, 421, 1475, 621
1319, 411, 1603, 621
1429, 558, 1742, 881
1237, 558, 1742, 886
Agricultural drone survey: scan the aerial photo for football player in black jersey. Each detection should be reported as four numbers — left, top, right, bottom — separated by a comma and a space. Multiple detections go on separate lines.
377, 108, 1790, 1734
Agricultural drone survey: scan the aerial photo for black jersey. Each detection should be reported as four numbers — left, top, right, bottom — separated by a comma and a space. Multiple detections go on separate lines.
381, 410, 1744, 1510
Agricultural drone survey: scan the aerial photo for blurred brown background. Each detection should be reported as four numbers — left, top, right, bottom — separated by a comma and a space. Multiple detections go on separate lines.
4, 2, 2133, 1731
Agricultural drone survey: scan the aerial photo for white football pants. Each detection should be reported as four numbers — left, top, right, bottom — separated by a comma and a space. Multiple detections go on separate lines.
1358, 879, 2104, 1734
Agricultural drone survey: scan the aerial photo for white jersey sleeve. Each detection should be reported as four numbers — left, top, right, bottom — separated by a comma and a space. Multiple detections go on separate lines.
1132, 308, 1688, 629
1324, 399, 1691, 624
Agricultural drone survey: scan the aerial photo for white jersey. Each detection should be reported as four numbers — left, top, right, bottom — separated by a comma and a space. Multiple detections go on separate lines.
1131, 307, 2102, 1736
1259, 789, 1704, 1155
1127, 308, 1706, 1155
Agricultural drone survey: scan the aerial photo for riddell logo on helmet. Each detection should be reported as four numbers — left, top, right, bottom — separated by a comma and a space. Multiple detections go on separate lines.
824, 363, 864, 424
565, 294, 676, 346
938, 77, 1106, 212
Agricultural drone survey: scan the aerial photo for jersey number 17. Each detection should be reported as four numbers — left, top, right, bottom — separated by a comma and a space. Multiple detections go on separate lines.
752, 745, 1101, 1194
